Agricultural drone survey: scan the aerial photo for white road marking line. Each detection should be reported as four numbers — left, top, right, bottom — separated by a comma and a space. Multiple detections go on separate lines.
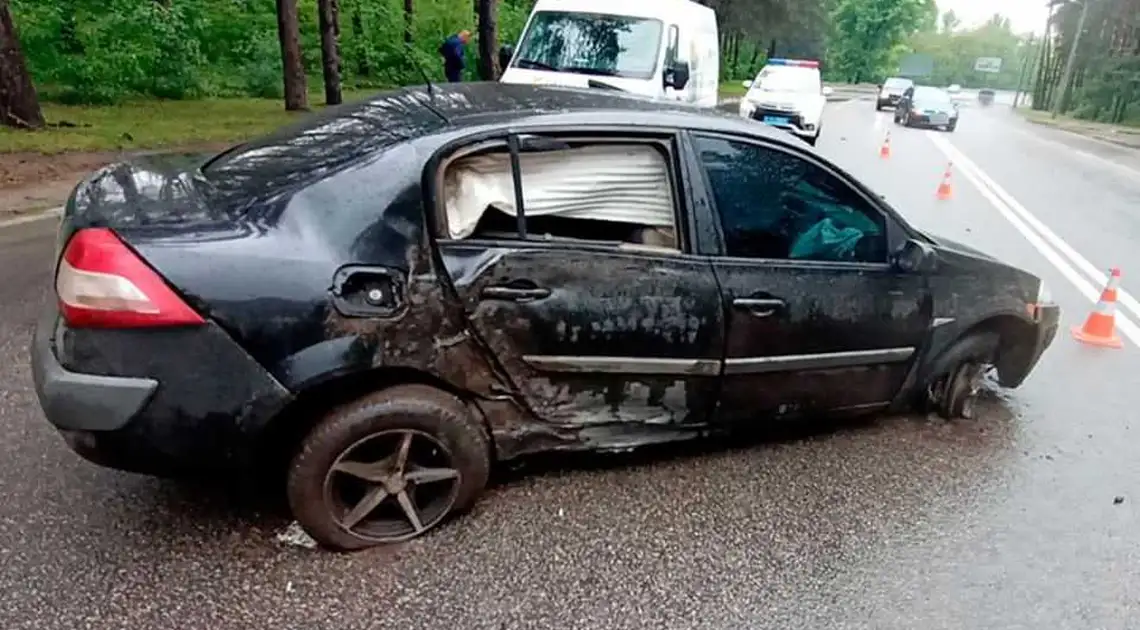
925, 131, 1140, 347
0, 207, 63, 230
930, 131, 1140, 321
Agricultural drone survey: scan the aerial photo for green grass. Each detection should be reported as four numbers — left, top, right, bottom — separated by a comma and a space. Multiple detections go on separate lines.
1, 89, 379, 155
718, 81, 749, 99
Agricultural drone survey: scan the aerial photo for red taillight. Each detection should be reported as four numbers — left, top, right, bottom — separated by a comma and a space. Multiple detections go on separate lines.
56, 228, 205, 328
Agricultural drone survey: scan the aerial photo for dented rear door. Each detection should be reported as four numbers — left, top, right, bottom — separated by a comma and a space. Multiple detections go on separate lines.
439, 243, 725, 439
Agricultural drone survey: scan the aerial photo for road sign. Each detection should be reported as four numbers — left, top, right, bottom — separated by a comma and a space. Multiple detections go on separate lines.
974, 57, 1003, 73
899, 53, 934, 77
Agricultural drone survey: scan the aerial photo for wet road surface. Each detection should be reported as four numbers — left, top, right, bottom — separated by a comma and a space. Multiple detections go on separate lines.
1, 100, 1139, 629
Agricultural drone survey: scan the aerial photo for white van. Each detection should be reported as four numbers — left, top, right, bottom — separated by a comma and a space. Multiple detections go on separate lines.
499, 0, 719, 108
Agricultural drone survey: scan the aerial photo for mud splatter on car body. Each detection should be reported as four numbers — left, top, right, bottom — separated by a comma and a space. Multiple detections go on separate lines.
32, 82, 1059, 476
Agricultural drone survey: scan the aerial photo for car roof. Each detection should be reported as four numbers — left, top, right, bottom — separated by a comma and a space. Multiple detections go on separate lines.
204, 82, 804, 194
411, 82, 784, 135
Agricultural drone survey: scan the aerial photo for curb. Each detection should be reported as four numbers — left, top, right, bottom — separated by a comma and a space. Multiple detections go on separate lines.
0, 206, 63, 230
1023, 118, 1140, 151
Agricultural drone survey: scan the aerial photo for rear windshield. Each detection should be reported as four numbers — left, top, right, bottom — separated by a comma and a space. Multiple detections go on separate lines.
913, 87, 951, 104
202, 92, 443, 206
884, 78, 913, 88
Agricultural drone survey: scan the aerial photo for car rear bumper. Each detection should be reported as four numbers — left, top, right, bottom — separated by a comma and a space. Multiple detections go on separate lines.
31, 302, 293, 476
31, 306, 158, 432
907, 115, 957, 128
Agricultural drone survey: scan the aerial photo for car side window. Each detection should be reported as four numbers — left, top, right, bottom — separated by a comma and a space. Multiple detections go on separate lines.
437, 137, 682, 252
693, 134, 888, 263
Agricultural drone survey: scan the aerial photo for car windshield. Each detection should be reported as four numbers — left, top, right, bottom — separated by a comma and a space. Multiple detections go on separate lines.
884, 78, 912, 89
512, 11, 664, 80
752, 67, 820, 93
913, 87, 952, 106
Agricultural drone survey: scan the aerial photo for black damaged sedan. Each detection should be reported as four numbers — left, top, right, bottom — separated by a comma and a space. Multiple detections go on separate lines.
32, 83, 1059, 550
895, 85, 960, 131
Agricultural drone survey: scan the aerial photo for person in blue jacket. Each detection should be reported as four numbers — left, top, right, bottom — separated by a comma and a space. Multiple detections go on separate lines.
439, 30, 471, 83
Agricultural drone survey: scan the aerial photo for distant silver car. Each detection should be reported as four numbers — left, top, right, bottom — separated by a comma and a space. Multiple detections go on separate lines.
894, 85, 959, 132
875, 77, 914, 111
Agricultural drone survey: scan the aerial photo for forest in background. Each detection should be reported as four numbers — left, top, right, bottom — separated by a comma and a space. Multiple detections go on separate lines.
1031, 0, 1139, 125
1, 0, 932, 117
1, 0, 1136, 136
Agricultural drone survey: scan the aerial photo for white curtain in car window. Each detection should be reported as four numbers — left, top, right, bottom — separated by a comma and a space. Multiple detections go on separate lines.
444, 144, 675, 239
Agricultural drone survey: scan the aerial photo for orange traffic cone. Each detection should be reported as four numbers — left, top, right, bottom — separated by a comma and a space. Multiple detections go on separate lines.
1072, 267, 1124, 349
936, 162, 954, 200
879, 132, 891, 159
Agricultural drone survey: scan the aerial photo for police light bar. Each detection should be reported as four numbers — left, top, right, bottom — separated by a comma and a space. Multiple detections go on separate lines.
768, 58, 820, 68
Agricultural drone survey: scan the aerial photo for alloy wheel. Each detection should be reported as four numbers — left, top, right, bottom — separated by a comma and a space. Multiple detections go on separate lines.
322, 429, 462, 543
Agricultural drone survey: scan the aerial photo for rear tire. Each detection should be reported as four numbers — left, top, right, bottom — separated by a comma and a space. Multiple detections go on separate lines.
286, 384, 492, 551
927, 333, 1000, 420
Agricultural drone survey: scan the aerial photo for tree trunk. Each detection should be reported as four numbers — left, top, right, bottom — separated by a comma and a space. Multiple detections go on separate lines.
276, 0, 309, 111
748, 43, 763, 72
318, 0, 342, 105
403, 0, 413, 44
727, 32, 740, 75
0, 0, 44, 129
476, 0, 499, 80
351, 7, 369, 76
59, 0, 82, 54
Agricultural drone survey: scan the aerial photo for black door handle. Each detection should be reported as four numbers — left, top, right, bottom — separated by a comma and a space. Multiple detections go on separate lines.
481, 286, 551, 301
733, 298, 785, 318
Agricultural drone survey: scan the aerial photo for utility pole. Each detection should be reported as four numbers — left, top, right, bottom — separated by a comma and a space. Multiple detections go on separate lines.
1051, 0, 1090, 119
1034, 2, 1053, 110
1013, 34, 1035, 108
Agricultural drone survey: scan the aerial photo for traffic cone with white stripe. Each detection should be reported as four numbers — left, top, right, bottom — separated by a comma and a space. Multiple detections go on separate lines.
879, 132, 891, 159
1071, 268, 1124, 349
936, 162, 954, 200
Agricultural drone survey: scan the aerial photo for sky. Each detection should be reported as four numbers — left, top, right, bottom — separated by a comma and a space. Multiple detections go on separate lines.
936, 0, 1051, 34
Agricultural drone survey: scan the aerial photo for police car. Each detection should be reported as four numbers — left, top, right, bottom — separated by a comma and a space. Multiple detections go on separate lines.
737, 58, 832, 146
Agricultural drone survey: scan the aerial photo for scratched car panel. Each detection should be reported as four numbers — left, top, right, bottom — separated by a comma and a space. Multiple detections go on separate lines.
30, 82, 1059, 550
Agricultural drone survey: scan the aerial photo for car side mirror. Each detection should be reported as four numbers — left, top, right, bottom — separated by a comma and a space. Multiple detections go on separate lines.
498, 44, 515, 70
822, 86, 834, 97
891, 239, 938, 274
665, 61, 690, 90
742, 80, 753, 88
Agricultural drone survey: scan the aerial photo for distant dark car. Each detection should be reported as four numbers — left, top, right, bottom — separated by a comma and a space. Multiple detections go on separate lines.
32, 83, 1059, 551
978, 89, 996, 106
875, 77, 914, 110
895, 85, 960, 131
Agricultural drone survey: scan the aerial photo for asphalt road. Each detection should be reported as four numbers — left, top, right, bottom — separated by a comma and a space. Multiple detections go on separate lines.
2, 100, 1139, 630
